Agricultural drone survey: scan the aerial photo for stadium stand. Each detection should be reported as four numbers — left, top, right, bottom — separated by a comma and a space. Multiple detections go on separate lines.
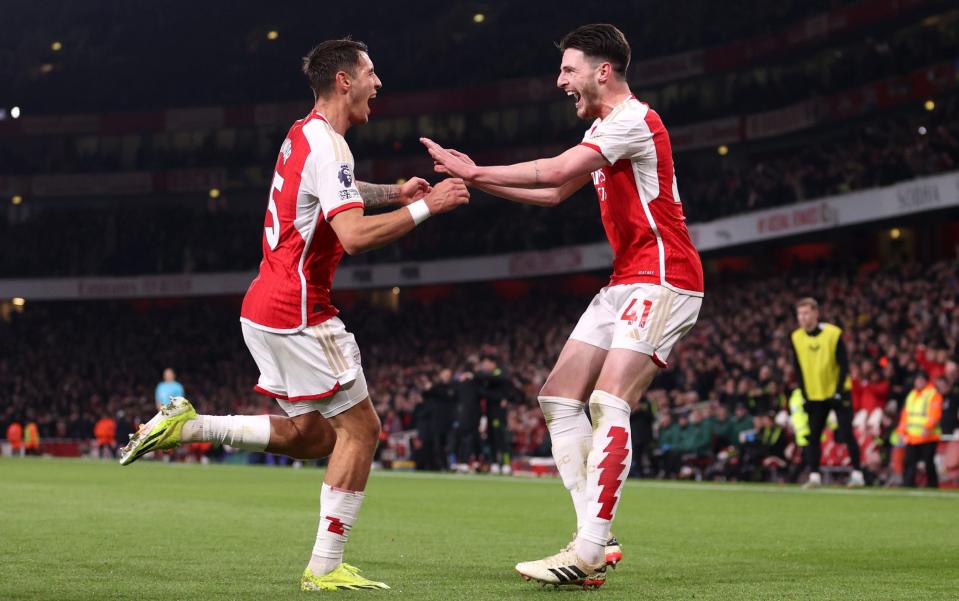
2, 90, 958, 276
2, 1, 958, 487
2, 259, 957, 483
2, 7, 955, 173
1, 0, 888, 113
2, 5, 957, 275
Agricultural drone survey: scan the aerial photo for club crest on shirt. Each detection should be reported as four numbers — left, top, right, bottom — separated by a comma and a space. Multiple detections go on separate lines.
280, 138, 292, 164
338, 164, 354, 188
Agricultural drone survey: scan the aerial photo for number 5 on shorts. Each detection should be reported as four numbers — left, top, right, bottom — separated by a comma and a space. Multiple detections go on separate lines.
621, 298, 653, 328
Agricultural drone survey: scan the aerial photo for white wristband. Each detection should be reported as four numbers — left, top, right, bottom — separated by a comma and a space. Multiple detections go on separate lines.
406, 199, 431, 225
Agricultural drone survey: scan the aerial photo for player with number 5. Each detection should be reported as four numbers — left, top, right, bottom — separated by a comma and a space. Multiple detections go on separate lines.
422, 24, 703, 589
119, 38, 469, 592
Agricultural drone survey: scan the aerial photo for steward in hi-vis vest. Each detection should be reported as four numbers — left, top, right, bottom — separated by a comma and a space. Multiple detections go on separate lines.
896, 372, 942, 488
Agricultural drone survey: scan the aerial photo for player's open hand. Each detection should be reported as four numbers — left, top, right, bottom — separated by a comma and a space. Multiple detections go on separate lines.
424, 178, 470, 215
398, 176, 432, 205
432, 148, 476, 174
420, 137, 477, 180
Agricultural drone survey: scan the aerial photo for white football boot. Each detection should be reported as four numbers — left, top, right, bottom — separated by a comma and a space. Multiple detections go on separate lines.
515, 548, 606, 589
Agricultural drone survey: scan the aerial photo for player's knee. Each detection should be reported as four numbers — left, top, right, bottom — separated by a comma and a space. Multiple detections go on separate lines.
336, 411, 381, 448
362, 413, 382, 446
591, 379, 631, 403
539, 379, 568, 399
588, 389, 631, 415
536, 394, 552, 411
538, 396, 588, 440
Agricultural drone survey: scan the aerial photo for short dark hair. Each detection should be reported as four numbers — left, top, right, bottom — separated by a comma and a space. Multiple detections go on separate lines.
302, 37, 368, 98
559, 24, 630, 78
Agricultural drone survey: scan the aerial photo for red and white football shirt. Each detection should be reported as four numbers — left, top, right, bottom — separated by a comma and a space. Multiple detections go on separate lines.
580, 97, 704, 296
241, 111, 364, 333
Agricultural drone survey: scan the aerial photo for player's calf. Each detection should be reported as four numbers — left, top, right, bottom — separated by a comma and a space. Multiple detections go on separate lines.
307, 401, 381, 582
577, 390, 633, 566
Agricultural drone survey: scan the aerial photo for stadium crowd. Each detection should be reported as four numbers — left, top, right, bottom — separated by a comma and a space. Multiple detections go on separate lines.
1, 0, 863, 114
3, 258, 957, 482
680, 94, 959, 221
3, 8, 954, 177
3, 91, 958, 278
650, 11, 958, 128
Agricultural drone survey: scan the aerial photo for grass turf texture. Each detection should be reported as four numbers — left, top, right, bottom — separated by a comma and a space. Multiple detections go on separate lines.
1, 458, 957, 600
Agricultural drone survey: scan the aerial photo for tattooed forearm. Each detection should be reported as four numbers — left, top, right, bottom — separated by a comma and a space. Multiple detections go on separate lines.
357, 182, 400, 209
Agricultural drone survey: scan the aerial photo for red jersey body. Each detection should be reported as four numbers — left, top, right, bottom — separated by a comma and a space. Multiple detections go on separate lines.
241, 111, 364, 333
580, 97, 704, 296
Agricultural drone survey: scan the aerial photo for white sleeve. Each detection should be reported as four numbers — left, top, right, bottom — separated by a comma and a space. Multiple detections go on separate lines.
581, 112, 652, 164
306, 154, 364, 221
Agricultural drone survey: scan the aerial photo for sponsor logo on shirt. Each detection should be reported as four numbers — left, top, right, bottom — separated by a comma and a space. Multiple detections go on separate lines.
280, 138, 292, 164
591, 169, 608, 202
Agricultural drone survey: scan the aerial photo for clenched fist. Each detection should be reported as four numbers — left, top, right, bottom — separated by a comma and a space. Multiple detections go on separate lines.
424, 178, 470, 215
397, 177, 432, 205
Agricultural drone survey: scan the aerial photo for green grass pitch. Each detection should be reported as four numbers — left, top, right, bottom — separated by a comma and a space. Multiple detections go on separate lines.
1, 458, 957, 600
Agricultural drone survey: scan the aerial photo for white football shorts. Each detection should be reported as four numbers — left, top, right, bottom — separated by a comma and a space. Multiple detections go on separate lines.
241, 317, 368, 419
568, 283, 701, 367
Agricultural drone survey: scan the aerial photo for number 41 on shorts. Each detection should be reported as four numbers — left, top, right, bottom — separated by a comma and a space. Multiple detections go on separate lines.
621, 298, 652, 327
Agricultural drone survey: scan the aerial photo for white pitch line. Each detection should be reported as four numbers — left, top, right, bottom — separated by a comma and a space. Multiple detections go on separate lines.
369, 470, 959, 499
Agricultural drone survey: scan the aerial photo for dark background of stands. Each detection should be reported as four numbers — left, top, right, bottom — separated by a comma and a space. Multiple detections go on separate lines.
2, 0, 958, 480
2, 2, 958, 274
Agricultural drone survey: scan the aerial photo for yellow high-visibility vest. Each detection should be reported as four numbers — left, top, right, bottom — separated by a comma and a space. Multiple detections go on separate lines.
791, 323, 850, 401
23, 422, 40, 449
903, 387, 941, 441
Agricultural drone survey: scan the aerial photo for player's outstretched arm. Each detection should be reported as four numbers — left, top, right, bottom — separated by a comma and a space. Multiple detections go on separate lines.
421, 137, 606, 188
431, 147, 589, 207
356, 177, 431, 209
479, 176, 590, 207
329, 178, 469, 255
